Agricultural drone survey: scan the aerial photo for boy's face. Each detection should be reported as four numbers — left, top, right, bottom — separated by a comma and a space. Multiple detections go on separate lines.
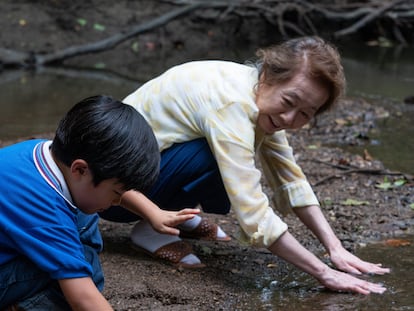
68, 160, 126, 214
74, 178, 125, 214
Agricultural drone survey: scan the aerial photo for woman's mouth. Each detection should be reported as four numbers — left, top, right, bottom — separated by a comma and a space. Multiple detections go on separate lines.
269, 117, 281, 131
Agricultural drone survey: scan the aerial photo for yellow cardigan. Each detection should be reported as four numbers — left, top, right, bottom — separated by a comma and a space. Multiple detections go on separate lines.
124, 60, 319, 247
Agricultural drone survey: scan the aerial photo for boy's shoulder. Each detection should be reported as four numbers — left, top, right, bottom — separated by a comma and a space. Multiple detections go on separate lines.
0, 139, 45, 166
1, 138, 45, 153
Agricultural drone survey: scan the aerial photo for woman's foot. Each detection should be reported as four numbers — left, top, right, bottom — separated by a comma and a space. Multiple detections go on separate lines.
178, 215, 231, 241
130, 220, 205, 268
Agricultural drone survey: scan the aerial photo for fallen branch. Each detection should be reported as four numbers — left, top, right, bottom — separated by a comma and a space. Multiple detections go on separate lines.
1, 0, 413, 69
37, 3, 203, 65
334, 0, 405, 37
312, 159, 412, 186
0, 3, 203, 68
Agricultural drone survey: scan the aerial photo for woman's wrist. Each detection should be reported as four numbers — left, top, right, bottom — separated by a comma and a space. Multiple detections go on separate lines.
324, 236, 343, 255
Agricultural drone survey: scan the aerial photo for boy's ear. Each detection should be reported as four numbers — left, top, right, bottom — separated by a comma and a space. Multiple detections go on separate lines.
70, 159, 90, 177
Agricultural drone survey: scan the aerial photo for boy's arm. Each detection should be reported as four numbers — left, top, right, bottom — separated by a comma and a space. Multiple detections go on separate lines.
120, 190, 200, 235
59, 277, 112, 311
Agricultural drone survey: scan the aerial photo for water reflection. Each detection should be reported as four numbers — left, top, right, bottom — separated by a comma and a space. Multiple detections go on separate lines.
0, 44, 413, 174
0, 68, 137, 141
1, 42, 413, 311
343, 106, 414, 175
341, 44, 414, 101
339, 44, 414, 174
246, 235, 414, 310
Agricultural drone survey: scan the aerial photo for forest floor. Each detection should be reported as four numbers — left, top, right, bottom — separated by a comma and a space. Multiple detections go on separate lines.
1, 1, 413, 310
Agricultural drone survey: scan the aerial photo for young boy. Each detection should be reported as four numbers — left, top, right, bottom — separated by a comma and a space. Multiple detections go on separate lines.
0, 95, 198, 310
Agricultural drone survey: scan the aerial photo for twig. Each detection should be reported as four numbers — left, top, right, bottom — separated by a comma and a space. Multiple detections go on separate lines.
2, 0, 414, 69
312, 159, 412, 186
0, 4, 203, 67
334, 0, 405, 37
35, 3, 203, 65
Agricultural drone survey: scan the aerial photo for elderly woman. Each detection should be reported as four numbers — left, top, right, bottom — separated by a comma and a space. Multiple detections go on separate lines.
101, 36, 389, 294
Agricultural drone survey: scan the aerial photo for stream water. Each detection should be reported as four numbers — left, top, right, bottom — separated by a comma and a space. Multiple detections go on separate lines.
0, 43, 413, 310
236, 235, 414, 311
0, 44, 413, 173
340, 44, 414, 175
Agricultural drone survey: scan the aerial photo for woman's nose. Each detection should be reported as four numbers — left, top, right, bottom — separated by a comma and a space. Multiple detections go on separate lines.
280, 110, 296, 127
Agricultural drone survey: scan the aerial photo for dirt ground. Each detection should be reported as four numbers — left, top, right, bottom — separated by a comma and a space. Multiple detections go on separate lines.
1, 1, 414, 310
98, 98, 414, 310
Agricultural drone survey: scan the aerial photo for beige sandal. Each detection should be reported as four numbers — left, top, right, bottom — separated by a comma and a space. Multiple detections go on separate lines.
180, 219, 231, 241
133, 240, 206, 269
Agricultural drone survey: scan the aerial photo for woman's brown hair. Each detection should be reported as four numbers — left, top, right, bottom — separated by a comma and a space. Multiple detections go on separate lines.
256, 36, 346, 115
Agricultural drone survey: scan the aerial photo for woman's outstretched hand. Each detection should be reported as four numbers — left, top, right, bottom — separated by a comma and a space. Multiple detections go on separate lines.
269, 231, 388, 295
317, 265, 386, 295
329, 244, 390, 275
292, 204, 390, 280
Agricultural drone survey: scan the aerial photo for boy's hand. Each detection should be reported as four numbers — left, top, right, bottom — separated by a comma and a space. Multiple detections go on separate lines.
150, 208, 201, 235
59, 277, 113, 310
120, 191, 200, 235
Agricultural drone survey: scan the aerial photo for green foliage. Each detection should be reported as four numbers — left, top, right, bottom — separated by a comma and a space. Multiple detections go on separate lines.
76, 18, 87, 26
131, 41, 139, 53
322, 197, 333, 207
93, 62, 106, 69
340, 198, 369, 206
93, 23, 106, 31
375, 177, 406, 190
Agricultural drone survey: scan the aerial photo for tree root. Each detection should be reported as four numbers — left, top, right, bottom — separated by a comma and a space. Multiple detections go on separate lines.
1, 0, 413, 69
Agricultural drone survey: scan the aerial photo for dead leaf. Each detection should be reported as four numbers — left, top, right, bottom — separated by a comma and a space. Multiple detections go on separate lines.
334, 118, 347, 125
267, 263, 278, 268
338, 158, 350, 166
384, 239, 411, 247
363, 149, 373, 161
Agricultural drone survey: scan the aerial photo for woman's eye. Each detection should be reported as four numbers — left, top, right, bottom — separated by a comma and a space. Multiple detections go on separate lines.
301, 111, 310, 119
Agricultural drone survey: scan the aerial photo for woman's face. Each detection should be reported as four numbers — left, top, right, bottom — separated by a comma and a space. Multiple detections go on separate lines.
256, 73, 328, 134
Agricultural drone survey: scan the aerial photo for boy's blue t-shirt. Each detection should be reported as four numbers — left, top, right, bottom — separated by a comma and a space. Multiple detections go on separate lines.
0, 139, 96, 280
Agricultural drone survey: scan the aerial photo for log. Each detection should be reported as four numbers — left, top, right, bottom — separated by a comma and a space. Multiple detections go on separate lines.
1, 0, 413, 69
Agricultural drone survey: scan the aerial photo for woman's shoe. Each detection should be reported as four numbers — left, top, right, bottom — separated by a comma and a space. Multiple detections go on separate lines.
131, 220, 205, 268
179, 218, 231, 241
132, 240, 206, 269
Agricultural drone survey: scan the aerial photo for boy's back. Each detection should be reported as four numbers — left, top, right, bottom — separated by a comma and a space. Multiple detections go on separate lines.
0, 139, 94, 278
0, 95, 161, 310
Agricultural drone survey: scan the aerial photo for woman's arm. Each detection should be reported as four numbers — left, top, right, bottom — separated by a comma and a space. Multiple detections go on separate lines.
293, 204, 390, 275
259, 133, 389, 275
59, 277, 113, 311
120, 190, 200, 235
268, 231, 387, 294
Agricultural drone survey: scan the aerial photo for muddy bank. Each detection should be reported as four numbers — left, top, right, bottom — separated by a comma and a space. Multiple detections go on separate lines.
3, 98, 411, 310
99, 99, 413, 310
1, 1, 413, 310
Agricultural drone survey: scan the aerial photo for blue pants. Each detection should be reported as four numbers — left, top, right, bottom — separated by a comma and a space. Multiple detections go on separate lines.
100, 138, 231, 223
0, 212, 103, 310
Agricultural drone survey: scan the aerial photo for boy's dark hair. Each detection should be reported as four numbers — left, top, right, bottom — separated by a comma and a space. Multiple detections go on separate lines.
52, 95, 159, 192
